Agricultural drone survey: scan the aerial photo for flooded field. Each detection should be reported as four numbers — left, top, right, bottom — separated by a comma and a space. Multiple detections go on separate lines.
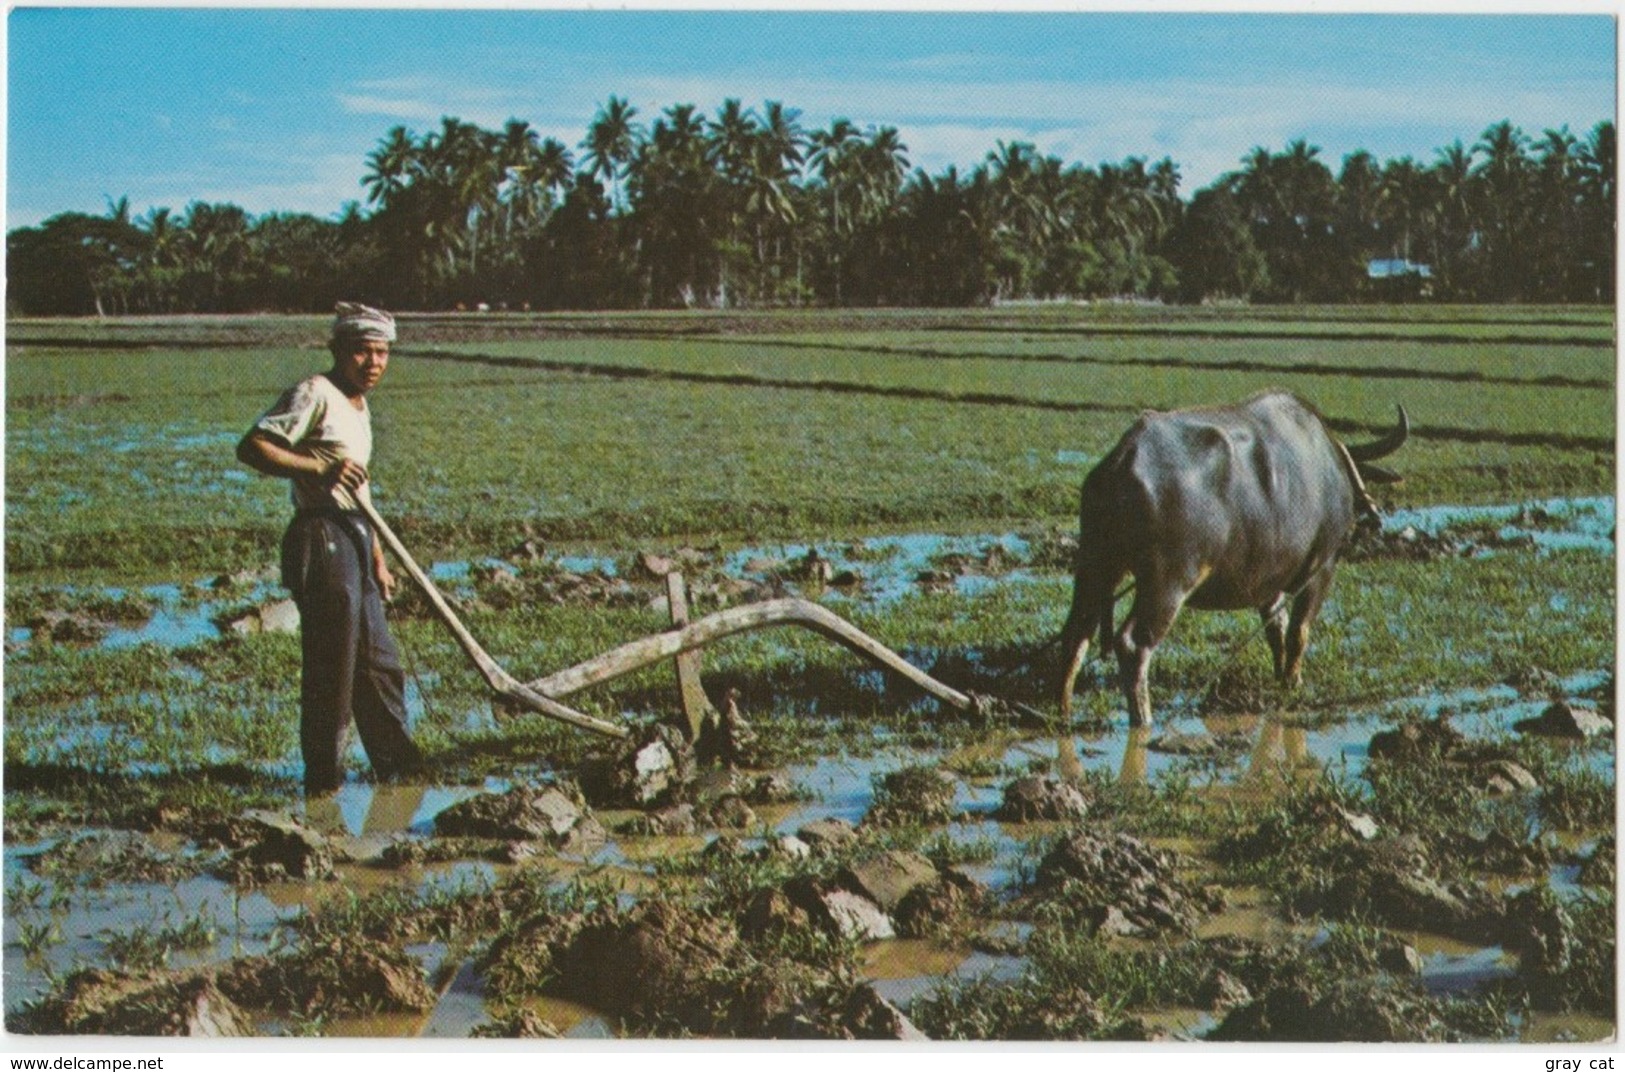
3, 308, 1614, 1042
5, 498, 1615, 1041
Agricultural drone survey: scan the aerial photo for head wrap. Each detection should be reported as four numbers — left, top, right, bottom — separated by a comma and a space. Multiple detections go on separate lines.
330, 302, 397, 343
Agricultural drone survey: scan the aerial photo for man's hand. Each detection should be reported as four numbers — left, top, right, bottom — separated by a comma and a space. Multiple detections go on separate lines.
375, 559, 398, 602
321, 457, 369, 494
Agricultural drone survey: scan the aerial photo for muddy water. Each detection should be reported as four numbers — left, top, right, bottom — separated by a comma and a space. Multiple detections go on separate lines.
4, 495, 1614, 1037
6, 693, 1609, 1037
2, 782, 487, 1018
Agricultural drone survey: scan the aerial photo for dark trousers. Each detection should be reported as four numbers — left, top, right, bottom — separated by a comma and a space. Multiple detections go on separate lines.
281, 511, 423, 794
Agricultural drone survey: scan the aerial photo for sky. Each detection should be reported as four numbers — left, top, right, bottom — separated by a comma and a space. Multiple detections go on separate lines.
4, 6, 1618, 229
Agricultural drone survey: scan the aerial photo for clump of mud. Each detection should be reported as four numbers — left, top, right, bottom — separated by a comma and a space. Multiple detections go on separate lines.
1027, 828, 1222, 936
994, 774, 1090, 822
1200, 665, 1278, 715
11, 970, 254, 1037
432, 782, 606, 855
201, 809, 336, 882
1345, 524, 1477, 563
864, 765, 960, 826
1515, 700, 1614, 739
1211, 972, 1459, 1042
1202, 929, 1509, 1042
1368, 717, 1466, 762
580, 723, 697, 809
740, 849, 984, 946
14, 935, 434, 1036
1219, 786, 1504, 943
491, 894, 926, 1039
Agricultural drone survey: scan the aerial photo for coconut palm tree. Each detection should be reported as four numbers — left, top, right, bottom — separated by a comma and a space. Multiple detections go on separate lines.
582, 96, 643, 215
629, 102, 721, 305
1534, 126, 1586, 299
1576, 120, 1615, 300
137, 206, 182, 312
1472, 120, 1532, 299
808, 118, 862, 237
1426, 140, 1476, 296
363, 126, 419, 208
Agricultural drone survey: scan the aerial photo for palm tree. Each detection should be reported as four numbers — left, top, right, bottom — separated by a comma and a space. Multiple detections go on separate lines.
1577, 121, 1615, 300
807, 118, 864, 302
137, 206, 181, 311
582, 96, 643, 215
363, 126, 418, 208
1531, 126, 1580, 298
629, 102, 721, 305
180, 201, 251, 310
1378, 156, 1429, 263
1472, 120, 1532, 299
808, 118, 862, 237
1427, 140, 1475, 295
1147, 157, 1183, 240
856, 126, 909, 218
1337, 150, 1383, 261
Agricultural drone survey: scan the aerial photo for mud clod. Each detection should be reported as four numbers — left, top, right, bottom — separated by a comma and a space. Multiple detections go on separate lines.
27, 610, 112, 644
544, 898, 883, 1036
28, 829, 207, 886
796, 817, 859, 853
433, 783, 606, 854
865, 766, 959, 826
209, 810, 335, 881
229, 935, 437, 1017
1368, 717, 1466, 762
1210, 973, 1456, 1042
14, 970, 253, 1036
838, 850, 941, 912
581, 723, 697, 808
1515, 700, 1614, 739
1321, 838, 1500, 941
1032, 829, 1218, 935
894, 868, 987, 938
994, 775, 1089, 822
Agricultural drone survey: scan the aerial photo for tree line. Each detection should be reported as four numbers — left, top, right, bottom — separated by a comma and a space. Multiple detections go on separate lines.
7, 99, 1614, 315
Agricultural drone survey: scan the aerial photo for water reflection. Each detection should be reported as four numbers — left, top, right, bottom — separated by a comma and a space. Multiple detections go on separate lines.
1119, 726, 1150, 785
1243, 717, 1311, 786
1092, 714, 1313, 788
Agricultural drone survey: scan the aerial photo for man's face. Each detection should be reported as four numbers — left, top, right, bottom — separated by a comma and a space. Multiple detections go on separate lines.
332, 338, 391, 395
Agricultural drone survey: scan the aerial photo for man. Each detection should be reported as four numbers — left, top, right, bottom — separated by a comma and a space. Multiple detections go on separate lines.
237, 302, 424, 794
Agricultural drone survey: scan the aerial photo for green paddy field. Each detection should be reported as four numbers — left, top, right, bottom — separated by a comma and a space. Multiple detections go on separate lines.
2, 305, 1615, 1041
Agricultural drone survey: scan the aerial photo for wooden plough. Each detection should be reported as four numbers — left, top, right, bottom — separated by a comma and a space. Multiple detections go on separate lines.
361, 501, 1003, 741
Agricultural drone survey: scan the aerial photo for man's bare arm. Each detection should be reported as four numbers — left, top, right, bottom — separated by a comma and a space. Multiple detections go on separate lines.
237, 430, 367, 492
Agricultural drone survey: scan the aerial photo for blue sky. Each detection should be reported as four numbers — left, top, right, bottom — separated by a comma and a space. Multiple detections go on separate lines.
6, 8, 1616, 228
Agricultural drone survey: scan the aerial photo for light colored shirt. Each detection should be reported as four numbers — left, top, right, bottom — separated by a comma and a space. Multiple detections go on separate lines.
253, 373, 374, 512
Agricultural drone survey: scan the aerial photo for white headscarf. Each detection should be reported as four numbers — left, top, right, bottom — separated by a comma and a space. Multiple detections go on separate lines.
330, 301, 397, 343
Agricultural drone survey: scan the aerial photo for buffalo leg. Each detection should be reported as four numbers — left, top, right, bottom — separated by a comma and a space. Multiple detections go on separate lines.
1116, 572, 1191, 726
1260, 595, 1289, 680
1283, 567, 1336, 686
1057, 556, 1123, 720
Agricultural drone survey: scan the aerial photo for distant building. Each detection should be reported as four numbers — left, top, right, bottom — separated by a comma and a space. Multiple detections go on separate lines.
1366, 258, 1433, 280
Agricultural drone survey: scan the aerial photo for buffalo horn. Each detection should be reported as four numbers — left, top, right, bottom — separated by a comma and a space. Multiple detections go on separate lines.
1346, 404, 1409, 462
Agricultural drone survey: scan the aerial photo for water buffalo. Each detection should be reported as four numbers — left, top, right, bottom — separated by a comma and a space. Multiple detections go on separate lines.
1058, 390, 1408, 725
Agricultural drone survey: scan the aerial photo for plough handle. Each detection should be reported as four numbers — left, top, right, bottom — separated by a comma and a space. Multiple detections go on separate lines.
357, 497, 628, 739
